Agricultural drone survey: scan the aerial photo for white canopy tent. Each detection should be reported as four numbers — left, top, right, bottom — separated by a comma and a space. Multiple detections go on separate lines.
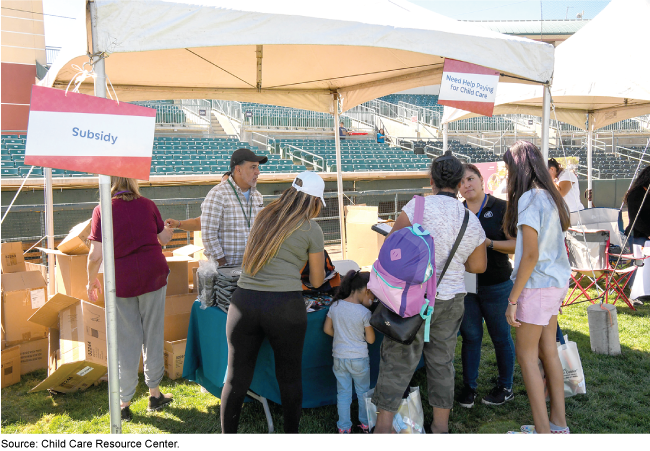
42, 0, 555, 258
442, 0, 650, 204
40, 0, 556, 431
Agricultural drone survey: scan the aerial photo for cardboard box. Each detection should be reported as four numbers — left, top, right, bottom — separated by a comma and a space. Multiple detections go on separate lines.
25, 262, 48, 282
172, 244, 204, 259
1, 242, 26, 274
345, 205, 385, 267
162, 293, 194, 380
28, 294, 107, 393
1, 271, 49, 345
1, 345, 21, 388
166, 256, 190, 296
57, 219, 92, 255
164, 339, 187, 380
19, 337, 48, 374
37, 249, 105, 307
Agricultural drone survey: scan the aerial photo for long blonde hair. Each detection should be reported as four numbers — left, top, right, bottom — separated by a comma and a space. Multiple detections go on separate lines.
242, 187, 322, 276
110, 177, 141, 201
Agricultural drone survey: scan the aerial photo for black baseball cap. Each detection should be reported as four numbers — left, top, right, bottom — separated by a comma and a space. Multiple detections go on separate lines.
230, 148, 268, 170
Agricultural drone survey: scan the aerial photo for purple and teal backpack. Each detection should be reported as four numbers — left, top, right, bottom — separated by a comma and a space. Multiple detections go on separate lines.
368, 196, 436, 341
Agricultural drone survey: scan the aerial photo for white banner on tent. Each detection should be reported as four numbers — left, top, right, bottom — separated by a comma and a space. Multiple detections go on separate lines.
438, 59, 499, 117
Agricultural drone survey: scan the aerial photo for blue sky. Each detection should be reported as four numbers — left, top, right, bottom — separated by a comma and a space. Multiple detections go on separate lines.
411, 1, 610, 21
42, 0, 611, 49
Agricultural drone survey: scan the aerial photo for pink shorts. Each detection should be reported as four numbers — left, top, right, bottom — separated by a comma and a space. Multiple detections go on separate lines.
515, 283, 569, 326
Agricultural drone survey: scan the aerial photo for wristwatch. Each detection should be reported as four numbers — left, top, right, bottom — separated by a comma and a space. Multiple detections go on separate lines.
487, 239, 494, 250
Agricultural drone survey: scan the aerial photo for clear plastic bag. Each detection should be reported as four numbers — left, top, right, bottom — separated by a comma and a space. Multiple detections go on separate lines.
363, 386, 425, 434
196, 259, 218, 309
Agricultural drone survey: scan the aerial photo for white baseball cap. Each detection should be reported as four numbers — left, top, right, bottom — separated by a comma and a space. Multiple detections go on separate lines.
292, 171, 326, 207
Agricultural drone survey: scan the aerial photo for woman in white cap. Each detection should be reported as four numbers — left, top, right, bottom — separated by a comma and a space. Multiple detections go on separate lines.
220, 171, 327, 433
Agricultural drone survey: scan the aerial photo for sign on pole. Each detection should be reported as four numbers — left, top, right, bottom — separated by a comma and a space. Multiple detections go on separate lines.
25, 86, 156, 180
438, 59, 500, 117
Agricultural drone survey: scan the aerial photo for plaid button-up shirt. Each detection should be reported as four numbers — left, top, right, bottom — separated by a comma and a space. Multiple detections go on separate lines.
200, 180, 264, 265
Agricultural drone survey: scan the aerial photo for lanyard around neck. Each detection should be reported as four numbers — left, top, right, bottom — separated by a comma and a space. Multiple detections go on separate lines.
464, 194, 488, 218
228, 179, 252, 228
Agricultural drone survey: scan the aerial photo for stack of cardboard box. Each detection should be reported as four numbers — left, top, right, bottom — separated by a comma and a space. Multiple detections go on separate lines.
2, 221, 204, 391
1, 242, 49, 388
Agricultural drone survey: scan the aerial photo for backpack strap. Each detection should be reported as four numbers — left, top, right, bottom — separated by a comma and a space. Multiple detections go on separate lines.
413, 195, 425, 226
437, 208, 470, 286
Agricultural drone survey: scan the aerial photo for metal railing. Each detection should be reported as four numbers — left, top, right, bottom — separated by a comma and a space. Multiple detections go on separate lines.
1, 188, 433, 250
178, 99, 211, 129
397, 101, 441, 129
282, 144, 327, 171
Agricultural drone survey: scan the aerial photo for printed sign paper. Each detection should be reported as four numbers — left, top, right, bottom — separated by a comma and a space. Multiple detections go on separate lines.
25, 86, 156, 180
438, 59, 499, 117
30, 288, 46, 310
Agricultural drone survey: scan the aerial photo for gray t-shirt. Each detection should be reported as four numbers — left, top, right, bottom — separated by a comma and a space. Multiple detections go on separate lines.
327, 300, 372, 359
238, 219, 324, 292
402, 195, 486, 300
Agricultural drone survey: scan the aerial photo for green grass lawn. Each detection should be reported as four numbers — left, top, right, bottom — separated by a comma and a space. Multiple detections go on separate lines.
2, 298, 649, 434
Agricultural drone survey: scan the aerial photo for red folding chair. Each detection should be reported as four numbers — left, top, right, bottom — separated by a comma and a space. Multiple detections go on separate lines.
565, 227, 645, 310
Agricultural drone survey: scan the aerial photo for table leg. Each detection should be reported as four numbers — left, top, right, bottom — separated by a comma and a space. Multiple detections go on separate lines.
246, 390, 274, 433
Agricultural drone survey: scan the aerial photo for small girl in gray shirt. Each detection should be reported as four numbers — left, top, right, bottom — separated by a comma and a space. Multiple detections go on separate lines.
323, 270, 376, 433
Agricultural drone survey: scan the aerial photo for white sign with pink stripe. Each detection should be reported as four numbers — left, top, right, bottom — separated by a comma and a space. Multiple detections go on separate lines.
438, 59, 500, 117
25, 86, 156, 180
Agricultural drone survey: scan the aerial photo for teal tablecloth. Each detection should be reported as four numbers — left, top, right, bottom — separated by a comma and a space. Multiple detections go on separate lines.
182, 300, 386, 408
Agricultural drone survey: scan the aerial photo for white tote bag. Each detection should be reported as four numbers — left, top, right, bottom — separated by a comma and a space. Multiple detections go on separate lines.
539, 334, 587, 398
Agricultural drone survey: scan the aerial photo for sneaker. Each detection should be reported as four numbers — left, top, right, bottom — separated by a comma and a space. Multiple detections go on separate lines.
338, 427, 351, 434
358, 424, 369, 433
457, 385, 477, 408
147, 393, 173, 412
121, 406, 132, 422
482, 385, 514, 406
519, 424, 570, 434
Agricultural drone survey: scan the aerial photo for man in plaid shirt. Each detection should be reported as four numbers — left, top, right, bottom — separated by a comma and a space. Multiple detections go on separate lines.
200, 148, 268, 266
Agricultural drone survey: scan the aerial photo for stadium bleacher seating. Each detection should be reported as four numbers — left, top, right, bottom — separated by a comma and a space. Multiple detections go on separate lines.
278, 138, 431, 172
380, 94, 443, 114
240, 103, 352, 130
0, 135, 304, 178
131, 100, 186, 124
1, 133, 644, 179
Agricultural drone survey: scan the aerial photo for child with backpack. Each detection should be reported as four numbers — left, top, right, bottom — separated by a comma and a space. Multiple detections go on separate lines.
323, 270, 376, 433
503, 141, 572, 434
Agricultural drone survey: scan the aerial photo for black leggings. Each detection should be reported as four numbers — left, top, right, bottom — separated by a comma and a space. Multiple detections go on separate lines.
220, 288, 307, 433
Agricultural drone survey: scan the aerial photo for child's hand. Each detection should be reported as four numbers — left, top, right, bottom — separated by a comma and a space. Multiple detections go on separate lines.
506, 304, 520, 327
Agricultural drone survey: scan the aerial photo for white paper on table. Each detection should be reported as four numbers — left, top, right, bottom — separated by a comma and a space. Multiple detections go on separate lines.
464, 272, 477, 294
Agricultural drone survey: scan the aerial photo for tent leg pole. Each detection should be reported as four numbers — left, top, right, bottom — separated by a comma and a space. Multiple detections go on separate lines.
587, 114, 594, 208
442, 123, 448, 153
90, 0, 121, 434
44, 168, 55, 296
541, 84, 551, 161
333, 95, 346, 260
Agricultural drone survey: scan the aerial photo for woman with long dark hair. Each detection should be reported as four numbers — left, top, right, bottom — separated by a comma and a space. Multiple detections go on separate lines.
457, 164, 516, 408
372, 151, 487, 434
220, 172, 326, 433
503, 141, 571, 434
